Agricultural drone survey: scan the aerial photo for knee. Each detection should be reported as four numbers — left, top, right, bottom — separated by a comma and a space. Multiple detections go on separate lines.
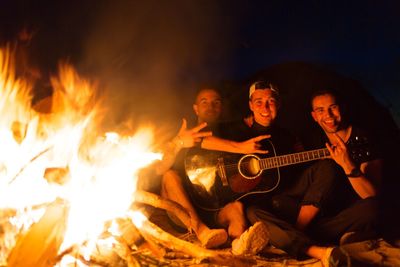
218, 201, 246, 237
161, 170, 182, 196
220, 201, 244, 220
162, 170, 180, 185
226, 201, 244, 213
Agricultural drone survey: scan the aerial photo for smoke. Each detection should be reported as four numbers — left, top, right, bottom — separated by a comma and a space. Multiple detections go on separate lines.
77, 1, 238, 135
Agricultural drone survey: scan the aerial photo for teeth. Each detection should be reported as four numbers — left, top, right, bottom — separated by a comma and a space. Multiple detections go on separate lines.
324, 120, 336, 128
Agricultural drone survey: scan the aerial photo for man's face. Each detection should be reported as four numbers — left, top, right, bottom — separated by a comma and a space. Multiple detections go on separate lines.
249, 89, 278, 127
311, 93, 343, 133
193, 89, 222, 124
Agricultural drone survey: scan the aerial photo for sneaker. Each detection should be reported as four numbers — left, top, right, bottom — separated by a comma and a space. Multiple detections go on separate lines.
231, 221, 269, 255
198, 228, 228, 249
322, 247, 351, 267
339, 231, 377, 245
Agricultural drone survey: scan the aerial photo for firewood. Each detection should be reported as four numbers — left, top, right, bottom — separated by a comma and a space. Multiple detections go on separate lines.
7, 199, 68, 267
129, 210, 224, 258
107, 237, 141, 267
134, 190, 193, 230
43, 167, 70, 185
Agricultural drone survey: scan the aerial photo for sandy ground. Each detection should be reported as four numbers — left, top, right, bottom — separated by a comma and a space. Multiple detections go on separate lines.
149, 208, 400, 267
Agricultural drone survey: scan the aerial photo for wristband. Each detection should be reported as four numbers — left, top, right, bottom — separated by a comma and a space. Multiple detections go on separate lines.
174, 136, 184, 147
346, 167, 363, 178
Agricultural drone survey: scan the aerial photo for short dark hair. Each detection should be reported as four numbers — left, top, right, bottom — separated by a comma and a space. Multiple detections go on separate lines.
193, 86, 222, 104
310, 89, 344, 111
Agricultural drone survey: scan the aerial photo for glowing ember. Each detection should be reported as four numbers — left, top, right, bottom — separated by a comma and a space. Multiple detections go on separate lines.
0, 46, 161, 265
128, 210, 147, 229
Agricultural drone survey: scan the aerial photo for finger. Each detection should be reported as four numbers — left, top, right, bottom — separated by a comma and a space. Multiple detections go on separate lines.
191, 122, 208, 133
325, 142, 334, 155
333, 133, 346, 148
254, 149, 269, 154
253, 134, 271, 141
194, 137, 202, 143
178, 118, 187, 133
194, 131, 212, 138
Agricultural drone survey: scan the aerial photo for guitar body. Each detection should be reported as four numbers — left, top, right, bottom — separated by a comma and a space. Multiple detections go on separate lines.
184, 145, 332, 211
183, 132, 370, 211
184, 149, 279, 211
228, 173, 261, 193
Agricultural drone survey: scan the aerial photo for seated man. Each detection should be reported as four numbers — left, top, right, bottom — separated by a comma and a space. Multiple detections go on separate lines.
247, 89, 382, 266
160, 86, 269, 251
166, 80, 304, 254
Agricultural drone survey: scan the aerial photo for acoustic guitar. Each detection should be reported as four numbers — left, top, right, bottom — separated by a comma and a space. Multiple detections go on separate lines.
184, 146, 330, 211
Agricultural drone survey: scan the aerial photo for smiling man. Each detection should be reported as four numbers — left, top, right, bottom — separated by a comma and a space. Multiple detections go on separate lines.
310, 91, 380, 198
246, 88, 383, 266
193, 88, 222, 127
311, 93, 343, 134
160, 86, 270, 252
248, 81, 279, 127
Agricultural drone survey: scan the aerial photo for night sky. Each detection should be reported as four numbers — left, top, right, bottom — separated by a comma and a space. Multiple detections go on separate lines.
1, 0, 399, 129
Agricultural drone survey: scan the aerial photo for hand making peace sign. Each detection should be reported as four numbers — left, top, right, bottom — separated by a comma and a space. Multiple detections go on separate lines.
175, 119, 212, 148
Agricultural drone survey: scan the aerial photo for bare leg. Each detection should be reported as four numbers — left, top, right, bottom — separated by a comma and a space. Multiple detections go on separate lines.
217, 201, 247, 239
306, 245, 351, 267
296, 204, 319, 230
306, 245, 327, 260
161, 170, 227, 248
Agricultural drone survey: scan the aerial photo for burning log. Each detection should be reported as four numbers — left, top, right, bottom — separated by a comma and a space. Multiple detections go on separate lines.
134, 190, 192, 230
130, 210, 223, 259
7, 199, 68, 267
43, 166, 70, 185
131, 191, 256, 266
129, 210, 256, 266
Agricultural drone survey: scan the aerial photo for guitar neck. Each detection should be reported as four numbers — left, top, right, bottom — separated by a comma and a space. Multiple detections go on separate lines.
259, 148, 330, 170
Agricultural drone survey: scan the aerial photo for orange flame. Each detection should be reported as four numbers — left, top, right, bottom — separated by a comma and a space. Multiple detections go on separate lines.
0, 46, 161, 265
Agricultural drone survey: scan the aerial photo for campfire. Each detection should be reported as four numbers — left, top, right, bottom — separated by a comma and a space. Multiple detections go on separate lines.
0, 46, 255, 267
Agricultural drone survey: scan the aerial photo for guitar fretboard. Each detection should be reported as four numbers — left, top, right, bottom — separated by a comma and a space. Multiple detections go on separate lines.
259, 148, 330, 170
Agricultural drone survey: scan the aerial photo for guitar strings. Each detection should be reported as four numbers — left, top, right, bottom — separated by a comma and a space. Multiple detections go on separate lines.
222, 157, 275, 171
198, 140, 281, 212
235, 139, 281, 200
222, 147, 331, 171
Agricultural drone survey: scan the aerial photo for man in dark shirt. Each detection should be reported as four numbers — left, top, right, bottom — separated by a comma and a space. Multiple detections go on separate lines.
218, 80, 304, 255
247, 89, 382, 266
160, 87, 269, 250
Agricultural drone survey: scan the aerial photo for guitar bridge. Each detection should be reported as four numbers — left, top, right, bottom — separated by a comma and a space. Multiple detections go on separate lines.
217, 157, 229, 187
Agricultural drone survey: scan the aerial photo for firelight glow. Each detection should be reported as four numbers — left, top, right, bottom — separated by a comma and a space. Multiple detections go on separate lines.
0, 46, 162, 265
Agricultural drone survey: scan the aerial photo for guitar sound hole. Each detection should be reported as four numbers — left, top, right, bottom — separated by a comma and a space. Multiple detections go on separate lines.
238, 155, 260, 179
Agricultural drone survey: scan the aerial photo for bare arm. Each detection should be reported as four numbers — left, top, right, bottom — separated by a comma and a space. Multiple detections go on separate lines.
326, 134, 381, 198
201, 135, 270, 154
155, 119, 212, 175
